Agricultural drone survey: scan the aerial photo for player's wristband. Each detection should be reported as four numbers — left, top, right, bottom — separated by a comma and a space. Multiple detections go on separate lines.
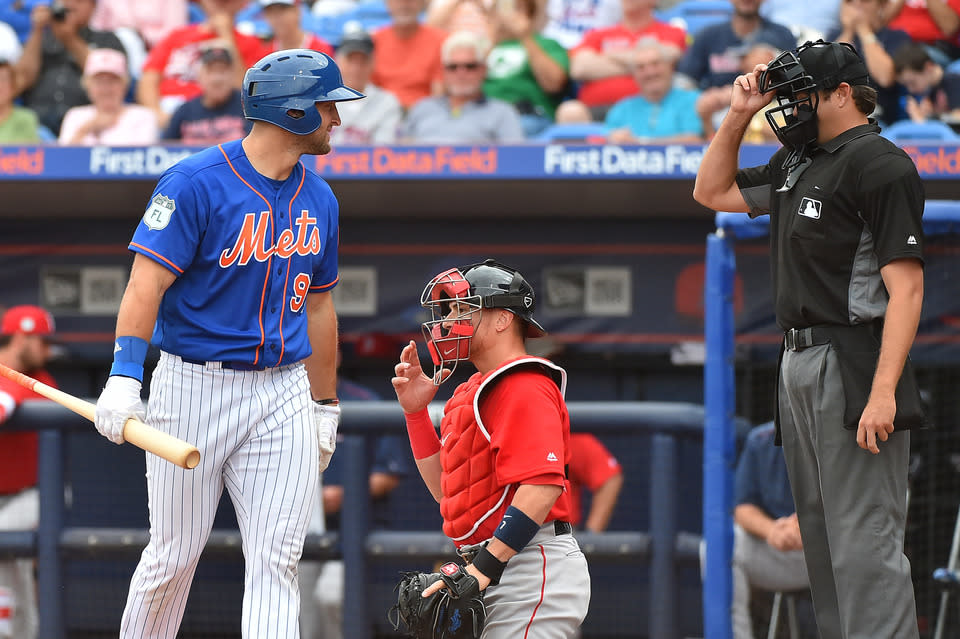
494, 506, 541, 553
314, 398, 340, 406
470, 546, 507, 585
404, 408, 440, 459
109, 336, 148, 382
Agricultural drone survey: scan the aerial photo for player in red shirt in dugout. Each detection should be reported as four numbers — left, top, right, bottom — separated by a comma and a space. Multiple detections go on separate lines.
392, 259, 591, 638
567, 432, 623, 533
0, 305, 59, 639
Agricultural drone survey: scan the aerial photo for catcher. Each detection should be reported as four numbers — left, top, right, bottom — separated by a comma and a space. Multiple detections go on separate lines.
391, 260, 591, 639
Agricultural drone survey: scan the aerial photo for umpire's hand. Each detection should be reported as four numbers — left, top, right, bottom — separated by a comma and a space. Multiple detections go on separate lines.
857, 393, 896, 455
730, 64, 775, 117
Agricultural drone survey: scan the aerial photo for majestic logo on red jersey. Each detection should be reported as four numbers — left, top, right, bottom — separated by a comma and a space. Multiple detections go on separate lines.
219, 210, 322, 267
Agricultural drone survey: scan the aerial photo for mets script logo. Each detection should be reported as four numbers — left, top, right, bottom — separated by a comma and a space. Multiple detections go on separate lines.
220, 210, 321, 267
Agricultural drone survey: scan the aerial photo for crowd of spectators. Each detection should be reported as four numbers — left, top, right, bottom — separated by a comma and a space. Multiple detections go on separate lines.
0, 0, 959, 146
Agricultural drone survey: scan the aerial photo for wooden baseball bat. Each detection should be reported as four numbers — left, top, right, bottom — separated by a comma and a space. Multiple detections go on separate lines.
0, 362, 200, 470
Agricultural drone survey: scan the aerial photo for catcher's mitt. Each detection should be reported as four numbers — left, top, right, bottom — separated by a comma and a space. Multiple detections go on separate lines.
389, 562, 486, 639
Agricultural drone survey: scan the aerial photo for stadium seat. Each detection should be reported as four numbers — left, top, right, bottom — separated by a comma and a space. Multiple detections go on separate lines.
236, 3, 322, 40
881, 119, 960, 142
36, 125, 56, 143
310, 14, 354, 47
534, 123, 608, 143
188, 2, 206, 24
655, 0, 734, 38
353, 0, 391, 22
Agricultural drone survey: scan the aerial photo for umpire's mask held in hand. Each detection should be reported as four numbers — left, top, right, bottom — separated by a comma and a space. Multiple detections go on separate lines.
759, 40, 871, 151
760, 48, 820, 151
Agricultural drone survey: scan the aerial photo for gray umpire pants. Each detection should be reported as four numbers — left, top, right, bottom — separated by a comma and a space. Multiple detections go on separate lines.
778, 343, 918, 639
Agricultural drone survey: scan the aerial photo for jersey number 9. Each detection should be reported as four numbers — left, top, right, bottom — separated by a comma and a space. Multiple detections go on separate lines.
290, 273, 311, 312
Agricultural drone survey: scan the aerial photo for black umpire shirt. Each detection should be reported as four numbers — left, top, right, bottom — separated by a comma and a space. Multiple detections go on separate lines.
735, 123, 925, 330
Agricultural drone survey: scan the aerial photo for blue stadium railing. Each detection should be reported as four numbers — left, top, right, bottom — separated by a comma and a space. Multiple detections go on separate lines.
2, 400, 715, 639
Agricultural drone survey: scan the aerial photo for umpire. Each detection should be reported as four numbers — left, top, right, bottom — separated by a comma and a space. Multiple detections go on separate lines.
694, 40, 924, 639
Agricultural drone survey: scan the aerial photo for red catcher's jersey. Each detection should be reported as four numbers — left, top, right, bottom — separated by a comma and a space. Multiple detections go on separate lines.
439, 357, 572, 547
0, 370, 56, 494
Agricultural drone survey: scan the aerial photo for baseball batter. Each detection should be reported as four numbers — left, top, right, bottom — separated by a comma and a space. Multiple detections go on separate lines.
391, 260, 591, 638
93, 49, 363, 638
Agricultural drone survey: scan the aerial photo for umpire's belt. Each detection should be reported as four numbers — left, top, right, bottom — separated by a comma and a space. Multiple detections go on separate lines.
783, 320, 882, 352
180, 357, 267, 371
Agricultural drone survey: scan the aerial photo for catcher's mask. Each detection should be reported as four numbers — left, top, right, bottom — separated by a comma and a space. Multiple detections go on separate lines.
759, 40, 869, 158
420, 259, 545, 385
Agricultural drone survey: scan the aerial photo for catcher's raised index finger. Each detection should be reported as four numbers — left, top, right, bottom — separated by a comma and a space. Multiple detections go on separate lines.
422, 579, 447, 597
400, 340, 420, 365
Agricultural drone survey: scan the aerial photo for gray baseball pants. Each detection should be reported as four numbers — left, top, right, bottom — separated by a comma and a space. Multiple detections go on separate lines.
778, 343, 918, 639
480, 524, 591, 639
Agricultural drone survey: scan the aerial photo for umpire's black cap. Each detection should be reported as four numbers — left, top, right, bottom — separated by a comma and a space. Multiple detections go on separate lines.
797, 40, 871, 91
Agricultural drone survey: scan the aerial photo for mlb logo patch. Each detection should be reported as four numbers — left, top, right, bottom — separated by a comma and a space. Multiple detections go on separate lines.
144, 194, 175, 230
798, 197, 821, 219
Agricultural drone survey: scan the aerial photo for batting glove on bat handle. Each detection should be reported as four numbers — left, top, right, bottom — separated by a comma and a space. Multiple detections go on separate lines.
313, 403, 340, 472
94, 376, 145, 445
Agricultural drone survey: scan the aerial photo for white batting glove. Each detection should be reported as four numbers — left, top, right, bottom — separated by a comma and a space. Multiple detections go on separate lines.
94, 376, 145, 445
313, 403, 340, 472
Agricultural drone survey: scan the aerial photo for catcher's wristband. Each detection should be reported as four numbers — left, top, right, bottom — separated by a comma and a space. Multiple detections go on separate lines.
470, 546, 506, 585
109, 336, 148, 382
493, 505, 540, 552
405, 408, 440, 459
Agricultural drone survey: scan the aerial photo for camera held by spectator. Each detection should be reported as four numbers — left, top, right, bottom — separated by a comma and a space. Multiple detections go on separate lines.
50, 1, 69, 23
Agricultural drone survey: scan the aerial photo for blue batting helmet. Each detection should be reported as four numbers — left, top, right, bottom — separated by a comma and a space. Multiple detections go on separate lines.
242, 49, 364, 135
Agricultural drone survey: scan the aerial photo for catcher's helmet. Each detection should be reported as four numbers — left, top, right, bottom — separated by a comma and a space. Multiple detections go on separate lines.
760, 40, 870, 154
420, 259, 545, 384
242, 48, 364, 135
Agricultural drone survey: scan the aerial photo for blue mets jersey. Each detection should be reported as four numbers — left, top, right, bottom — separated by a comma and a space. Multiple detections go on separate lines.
129, 139, 339, 368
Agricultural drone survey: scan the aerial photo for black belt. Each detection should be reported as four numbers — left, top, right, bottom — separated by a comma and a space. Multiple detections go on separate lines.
180, 357, 266, 371
783, 320, 882, 352
457, 521, 572, 562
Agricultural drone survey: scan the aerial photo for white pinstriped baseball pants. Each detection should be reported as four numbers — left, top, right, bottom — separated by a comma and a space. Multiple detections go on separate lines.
120, 352, 319, 638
